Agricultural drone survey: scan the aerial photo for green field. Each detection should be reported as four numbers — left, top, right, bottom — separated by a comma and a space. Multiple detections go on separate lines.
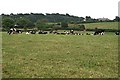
2, 31, 118, 78
84, 22, 118, 30
69, 22, 118, 30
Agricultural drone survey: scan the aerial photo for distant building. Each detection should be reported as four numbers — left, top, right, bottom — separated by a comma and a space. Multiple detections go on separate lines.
97, 17, 110, 21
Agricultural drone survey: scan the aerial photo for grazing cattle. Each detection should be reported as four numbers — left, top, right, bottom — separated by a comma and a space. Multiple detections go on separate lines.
8, 28, 22, 35
16, 30, 22, 33
56, 32, 61, 35
26, 32, 30, 34
38, 31, 48, 34
70, 30, 74, 34
57, 31, 70, 35
8, 28, 13, 35
53, 31, 68, 35
42, 31, 48, 34
86, 33, 91, 35
26, 31, 36, 34
91, 33, 94, 35
60, 32, 66, 35
52, 31, 58, 34
115, 32, 119, 35
29, 31, 36, 34
73, 32, 80, 35
64, 31, 70, 35
94, 30, 104, 35
80, 33, 84, 35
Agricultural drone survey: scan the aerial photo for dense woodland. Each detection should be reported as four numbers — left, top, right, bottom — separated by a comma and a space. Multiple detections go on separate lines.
1, 13, 120, 31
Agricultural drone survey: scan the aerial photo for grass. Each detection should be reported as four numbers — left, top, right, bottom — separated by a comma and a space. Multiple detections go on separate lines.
69, 22, 118, 30
84, 22, 118, 30
2, 31, 118, 78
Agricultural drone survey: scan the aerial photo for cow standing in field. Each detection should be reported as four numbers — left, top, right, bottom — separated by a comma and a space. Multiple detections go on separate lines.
115, 32, 119, 35
94, 29, 104, 35
8, 28, 13, 35
8, 28, 22, 35
86, 33, 91, 35
38, 31, 48, 34
70, 30, 74, 34
30, 31, 36, 34
38, 30, 48, 34
65, 31, 70, 35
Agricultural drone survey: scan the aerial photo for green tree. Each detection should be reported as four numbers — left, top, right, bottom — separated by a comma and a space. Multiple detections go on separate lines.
35, 19, 49, 30
2, 17, 15, 30
79, 24, 85, 31
85, 16, 94, 23
114, 16, 120, 22
61, 22, 68, 28
16, 17, 33, 31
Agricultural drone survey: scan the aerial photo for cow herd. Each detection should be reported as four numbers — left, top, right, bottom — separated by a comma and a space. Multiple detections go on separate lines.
7, 28, 119, 36
8, 28, 22, 35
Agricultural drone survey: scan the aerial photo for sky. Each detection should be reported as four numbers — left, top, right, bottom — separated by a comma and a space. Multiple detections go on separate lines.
0, 0, 119, 20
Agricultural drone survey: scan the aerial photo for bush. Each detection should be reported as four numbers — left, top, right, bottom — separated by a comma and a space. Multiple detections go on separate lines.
79, 24, 85, 31
61, 22, 68, 28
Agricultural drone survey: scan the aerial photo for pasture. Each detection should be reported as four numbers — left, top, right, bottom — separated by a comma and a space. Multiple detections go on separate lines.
68, 22, 118, 30
2, 31, 118, 78
84, 22, 118, 30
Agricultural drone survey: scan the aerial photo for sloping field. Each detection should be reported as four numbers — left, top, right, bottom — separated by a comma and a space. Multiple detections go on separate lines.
2, 32, 118, 78
84, 22, 118, 30
69, 22, 118, 30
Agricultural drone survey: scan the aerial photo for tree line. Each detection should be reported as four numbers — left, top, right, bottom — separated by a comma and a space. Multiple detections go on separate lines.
1, 13, 120, 31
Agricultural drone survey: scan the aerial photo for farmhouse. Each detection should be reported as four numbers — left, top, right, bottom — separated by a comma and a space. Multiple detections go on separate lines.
97, 17, 110, 21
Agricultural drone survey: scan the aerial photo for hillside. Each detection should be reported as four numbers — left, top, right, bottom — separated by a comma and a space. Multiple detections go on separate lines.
68, 22, 118, 31
84, 22, 118, 30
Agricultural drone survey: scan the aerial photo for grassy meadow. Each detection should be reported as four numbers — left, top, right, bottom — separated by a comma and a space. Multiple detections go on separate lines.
69, 22, 118, 30
2, 31, 118, 78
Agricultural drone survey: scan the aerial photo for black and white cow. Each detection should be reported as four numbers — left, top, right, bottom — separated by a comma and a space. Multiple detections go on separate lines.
38, 30, 48, 34
70, 30, 74, 34
115, 32, 119, 35
8, 28, 22, 35
94, 30, 104, 35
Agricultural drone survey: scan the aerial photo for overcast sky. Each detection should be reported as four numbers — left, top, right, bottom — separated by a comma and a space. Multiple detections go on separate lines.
0, 0, 119, 19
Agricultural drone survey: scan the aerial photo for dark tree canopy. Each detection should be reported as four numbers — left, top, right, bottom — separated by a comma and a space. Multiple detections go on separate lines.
16, 17, 34, 28
35, 19, 51, 30
79, 24, 85, 31
1, 13, 115, 31
61, 22, 68, 28
2, 17, 15, 30
114, 16, 120, 22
